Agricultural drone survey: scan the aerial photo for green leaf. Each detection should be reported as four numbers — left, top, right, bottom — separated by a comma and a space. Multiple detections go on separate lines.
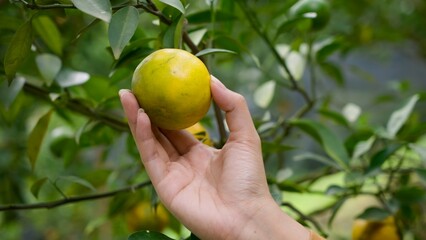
32, 15, 63, 56
186, 10, 236, 24
57, 175, 96, 192
351, 136, 375, 160
393, 186, 426, 204
4, 20, 33, 83
294, 152, 342, 169
70, 0, 112, 22
128, 231, 174, 240
318, 108, 349, 127
325, 185, 345, 196
36, 54, 62, 85
108, 6, 139, 60
56, 68, 90, 88
188, 28, 207, 46
319, 61, 344, 86
162, 14, 184, 48
366, 144, 401, 176
0, 75, 25, 109
356, 207, 391, 221
30, 177, 48, 199
315, 38, 342, 62
386, 94, 419, 138
160, 0, 185, 14
415, 168, 426, 185
253, 80, 276, 108
194, 48, 236, 57
261, 141, 295, 154
27, 110, 53, 170
290, 119, 350, 170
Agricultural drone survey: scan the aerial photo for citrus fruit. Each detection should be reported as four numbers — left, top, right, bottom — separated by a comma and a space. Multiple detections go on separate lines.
132, 48, 211, 130
125, 202, 169, 232
185, 122, 213, 146
288, 0, 331, 31
352, 216, 400, 240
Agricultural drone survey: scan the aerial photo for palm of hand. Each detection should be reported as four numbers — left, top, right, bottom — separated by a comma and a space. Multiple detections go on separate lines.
151, 131, 268, 239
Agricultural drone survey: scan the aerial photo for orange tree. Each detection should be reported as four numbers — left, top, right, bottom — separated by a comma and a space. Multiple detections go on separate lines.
1, 0, 426, 239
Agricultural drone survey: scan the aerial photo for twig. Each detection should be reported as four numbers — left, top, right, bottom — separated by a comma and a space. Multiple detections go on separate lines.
282, 202, 328, 237
0, 181, 151, 211
23, 83, 129, 132
235, 0, 315, 140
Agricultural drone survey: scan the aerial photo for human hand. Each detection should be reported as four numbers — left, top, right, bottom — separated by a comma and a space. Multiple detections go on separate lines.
119, 76, 310, 240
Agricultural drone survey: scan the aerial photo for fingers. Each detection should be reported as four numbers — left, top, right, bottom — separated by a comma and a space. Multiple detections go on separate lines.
119, 90, 168, 184
210, 76, 258, 140
118, 89, 138, 136
161, 129, 201, 155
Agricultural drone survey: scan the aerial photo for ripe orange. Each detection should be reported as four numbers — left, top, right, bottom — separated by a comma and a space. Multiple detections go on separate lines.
132, 49, 211, 130
185, 122, 213, 146
352, 217, 400, 240
125, 202, 169, 232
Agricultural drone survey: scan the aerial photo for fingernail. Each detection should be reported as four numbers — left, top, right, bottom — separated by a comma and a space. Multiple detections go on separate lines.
138, 108, 145, 113
118, 89, 130, 97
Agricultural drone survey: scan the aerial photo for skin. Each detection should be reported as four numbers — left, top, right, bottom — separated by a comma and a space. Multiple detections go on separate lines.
119, 76, 310, 240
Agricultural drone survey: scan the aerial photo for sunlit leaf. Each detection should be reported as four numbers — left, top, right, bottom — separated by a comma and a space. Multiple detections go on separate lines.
253, 80, 276, 108
0, 75, 25, 109
409, 143, 426, 163
57, 175, 96, 192
4, 20, 33, 83
276, 44, 306, 81
291, 119, 350, 170
36, 54, 62, 85
56, 68, 90, 88
386, 94, 419, 138
27, 110, 53, 170
128, 230, 174, 240
356, 207, 391, 221
109, 6, 139, 60
352, 136, 375, 160
188, 28, 207, 46
70, 0, 112, 22
32, 15, 63, 56
342, 103, 361, 123
160, 0, 185, 14
30, 177, 48, 199
195, 48, 236, 57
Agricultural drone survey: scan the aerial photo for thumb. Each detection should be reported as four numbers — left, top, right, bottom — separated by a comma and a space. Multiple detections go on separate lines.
210, 76, 258, 140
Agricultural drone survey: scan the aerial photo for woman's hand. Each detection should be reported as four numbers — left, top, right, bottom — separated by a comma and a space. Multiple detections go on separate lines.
119, 76, 310, 240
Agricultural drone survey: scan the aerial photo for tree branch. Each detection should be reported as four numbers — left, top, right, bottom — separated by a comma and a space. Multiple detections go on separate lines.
0, 181, 151, 211
282, 201, 328, 237
23, 83, 129, 132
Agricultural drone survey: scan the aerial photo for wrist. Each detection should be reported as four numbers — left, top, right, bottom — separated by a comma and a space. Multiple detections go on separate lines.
232, 197, 310, 240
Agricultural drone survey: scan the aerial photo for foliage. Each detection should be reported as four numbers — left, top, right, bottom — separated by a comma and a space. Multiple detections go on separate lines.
1, 0, 426, 239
